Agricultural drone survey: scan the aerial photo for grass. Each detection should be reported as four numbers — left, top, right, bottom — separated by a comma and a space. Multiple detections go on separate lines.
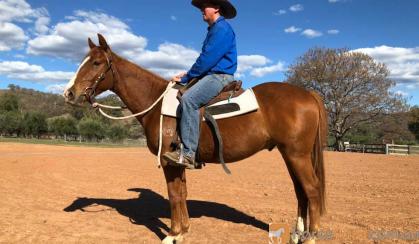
0, 137, 147, 148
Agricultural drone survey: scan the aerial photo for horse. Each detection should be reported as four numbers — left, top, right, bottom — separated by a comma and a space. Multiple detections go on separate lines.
63, 34, 327, 244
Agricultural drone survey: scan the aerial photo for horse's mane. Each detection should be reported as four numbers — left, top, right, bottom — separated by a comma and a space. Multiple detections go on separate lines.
112, 51, 170, 85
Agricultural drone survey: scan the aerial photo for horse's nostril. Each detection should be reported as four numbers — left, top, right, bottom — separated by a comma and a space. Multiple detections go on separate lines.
64, 89, 75, 101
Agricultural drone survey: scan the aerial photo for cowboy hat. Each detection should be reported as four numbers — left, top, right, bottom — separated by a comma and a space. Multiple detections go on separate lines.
192, 0, 237, 19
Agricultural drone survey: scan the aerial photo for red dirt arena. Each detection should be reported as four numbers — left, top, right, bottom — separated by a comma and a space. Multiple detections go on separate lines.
0, 143, 418, 243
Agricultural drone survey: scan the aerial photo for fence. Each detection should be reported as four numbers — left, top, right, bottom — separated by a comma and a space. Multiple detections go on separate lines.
341, 144, 419, 155
386, 144, 419, 155
344, 144, 386, 154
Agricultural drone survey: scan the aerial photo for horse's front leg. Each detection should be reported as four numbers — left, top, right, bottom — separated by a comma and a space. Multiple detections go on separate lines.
179, 168, 190, 233
161, 165, 189, 243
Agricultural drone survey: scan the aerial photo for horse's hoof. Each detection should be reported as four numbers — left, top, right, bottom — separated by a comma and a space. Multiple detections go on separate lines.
162, 234, 183, 244
290, 233, 299, 244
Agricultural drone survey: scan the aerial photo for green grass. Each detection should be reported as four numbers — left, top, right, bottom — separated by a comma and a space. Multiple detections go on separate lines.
0, 137, 146, 148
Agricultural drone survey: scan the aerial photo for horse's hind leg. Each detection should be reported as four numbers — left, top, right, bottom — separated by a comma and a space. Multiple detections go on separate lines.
279, 147, 321, 244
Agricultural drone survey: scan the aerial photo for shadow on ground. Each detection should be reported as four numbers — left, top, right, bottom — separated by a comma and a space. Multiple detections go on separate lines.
64, 188, 268, 240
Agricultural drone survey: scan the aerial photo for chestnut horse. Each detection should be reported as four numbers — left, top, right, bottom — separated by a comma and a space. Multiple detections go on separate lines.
64, 34, 327, 244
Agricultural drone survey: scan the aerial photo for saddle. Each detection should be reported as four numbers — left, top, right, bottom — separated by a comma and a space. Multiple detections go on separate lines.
177, 79, 244, 108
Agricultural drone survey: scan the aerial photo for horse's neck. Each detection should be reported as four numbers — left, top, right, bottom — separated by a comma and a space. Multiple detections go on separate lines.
111, 55, 168, 127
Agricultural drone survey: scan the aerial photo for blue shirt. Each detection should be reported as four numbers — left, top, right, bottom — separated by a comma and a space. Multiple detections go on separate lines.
180, 16, 237, 84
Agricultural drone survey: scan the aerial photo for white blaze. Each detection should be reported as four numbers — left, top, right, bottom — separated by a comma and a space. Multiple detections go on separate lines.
63, 56, 90, 95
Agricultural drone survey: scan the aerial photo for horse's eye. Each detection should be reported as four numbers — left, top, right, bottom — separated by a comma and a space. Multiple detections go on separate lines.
93, 61, 100, 66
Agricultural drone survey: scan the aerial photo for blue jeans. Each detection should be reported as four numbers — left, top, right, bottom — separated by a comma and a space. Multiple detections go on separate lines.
179, 74, 234, 158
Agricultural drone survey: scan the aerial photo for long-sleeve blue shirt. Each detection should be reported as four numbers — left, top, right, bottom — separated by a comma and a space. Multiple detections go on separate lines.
180, 16, 237, 84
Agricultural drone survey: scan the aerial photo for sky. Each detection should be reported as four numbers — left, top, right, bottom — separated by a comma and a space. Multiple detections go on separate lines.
0, 0, 419, 105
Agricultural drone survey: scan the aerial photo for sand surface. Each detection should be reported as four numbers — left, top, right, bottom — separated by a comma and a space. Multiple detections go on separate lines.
0, 143, 418, 243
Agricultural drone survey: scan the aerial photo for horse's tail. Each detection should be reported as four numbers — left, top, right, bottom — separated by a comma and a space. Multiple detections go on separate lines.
309, 91, 327, 216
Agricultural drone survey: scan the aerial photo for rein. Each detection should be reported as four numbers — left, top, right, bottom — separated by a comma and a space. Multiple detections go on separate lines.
84, 55, 175, 168
92, 81, 175, 120
84, 51, 176, 120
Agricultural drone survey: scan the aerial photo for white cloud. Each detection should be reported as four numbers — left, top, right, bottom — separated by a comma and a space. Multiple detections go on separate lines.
46, 83, 66, 94
34, 15, 50, 34
236, 55, 285, 78
328, 0, 345, 3
0, 22, 28, 51
395, 90, 408, 97
301, 29, 323, 38
0, 0, 50, 50
352, 45, 419, 85
134, 43, 198, 70
237, 55, 270, 76
327, 29, 340, 34
284, 26, 301, 33
27, 10, 148, 61
0, 0, 38, 22
0, 61, 74, 82
24, 10, 203, 79
289, 4, 304, 12
274, 10, 287, 16
250, 61, 286, 77
133, 43, 199, 78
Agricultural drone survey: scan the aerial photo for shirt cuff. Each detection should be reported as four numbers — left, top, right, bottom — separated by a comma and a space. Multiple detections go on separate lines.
180, 75, 189, 84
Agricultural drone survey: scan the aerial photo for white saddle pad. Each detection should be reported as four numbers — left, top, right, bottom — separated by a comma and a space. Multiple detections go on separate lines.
161, 88, 259, 120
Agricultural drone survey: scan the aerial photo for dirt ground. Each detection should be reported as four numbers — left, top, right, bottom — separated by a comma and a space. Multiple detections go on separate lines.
0, 142, 418, 244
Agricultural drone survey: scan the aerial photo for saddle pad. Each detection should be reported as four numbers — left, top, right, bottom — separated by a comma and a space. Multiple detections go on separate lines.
161, 88, 259, 120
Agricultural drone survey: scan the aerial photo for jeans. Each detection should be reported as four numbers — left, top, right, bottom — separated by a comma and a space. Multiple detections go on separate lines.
179, 74, 234, 158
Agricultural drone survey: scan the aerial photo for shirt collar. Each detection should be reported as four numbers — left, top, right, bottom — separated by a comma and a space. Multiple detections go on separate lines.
208, 16, 225, 31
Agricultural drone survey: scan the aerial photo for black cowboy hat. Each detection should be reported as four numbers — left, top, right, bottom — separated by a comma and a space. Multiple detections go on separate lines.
192, 0, 237, 19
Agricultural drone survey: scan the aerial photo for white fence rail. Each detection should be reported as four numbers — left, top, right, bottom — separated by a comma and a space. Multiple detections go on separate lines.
341, 144, 419, 155
386, 144, 419, 155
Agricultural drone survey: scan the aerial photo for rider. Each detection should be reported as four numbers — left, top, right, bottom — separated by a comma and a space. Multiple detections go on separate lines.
163, 0, 237, 169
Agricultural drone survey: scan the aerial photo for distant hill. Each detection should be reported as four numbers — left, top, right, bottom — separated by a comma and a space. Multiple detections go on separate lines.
1, 84, 72, 118
1, 84, 126, 119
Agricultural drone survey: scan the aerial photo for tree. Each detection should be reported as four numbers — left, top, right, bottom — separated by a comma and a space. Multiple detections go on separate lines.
22, 111, 48, 138
107, 124, 128, 142
408, 106, 419, 142
78, 117, 106, 141
0, 111, 22, 136
0, 92, 22, 136
286, 47, 407, 151
48, 116, 78, 140
0, 92, 20, 112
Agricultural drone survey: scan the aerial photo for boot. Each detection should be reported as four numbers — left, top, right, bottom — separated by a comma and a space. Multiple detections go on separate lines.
163, 150, 196, 169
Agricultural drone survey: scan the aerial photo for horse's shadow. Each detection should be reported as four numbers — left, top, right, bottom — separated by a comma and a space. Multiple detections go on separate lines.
64, 188, 268, 240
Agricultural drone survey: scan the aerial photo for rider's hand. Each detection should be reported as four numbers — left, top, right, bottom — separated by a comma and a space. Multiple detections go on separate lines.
171, 72, 186, 83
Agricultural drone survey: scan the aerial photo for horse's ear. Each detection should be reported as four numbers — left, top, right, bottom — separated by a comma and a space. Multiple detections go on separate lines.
97, 33, 110, 51
88, 38, 96, 49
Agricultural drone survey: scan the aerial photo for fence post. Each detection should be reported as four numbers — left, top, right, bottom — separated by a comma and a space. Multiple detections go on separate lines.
408, 145, 411, 155
385, 144, 389, 155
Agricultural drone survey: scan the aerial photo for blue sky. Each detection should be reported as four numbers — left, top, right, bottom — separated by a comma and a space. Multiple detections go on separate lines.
1, 0, 419, 105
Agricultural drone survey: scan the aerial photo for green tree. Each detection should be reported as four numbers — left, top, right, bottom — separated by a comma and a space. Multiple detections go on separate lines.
0, 111, 22, 136
0, 93, 20, 112
48, 116, 78, 140
286, 47, 407, 151
107, 124, 128, 142
22, 112, 48, 138
78, 117, 106, 141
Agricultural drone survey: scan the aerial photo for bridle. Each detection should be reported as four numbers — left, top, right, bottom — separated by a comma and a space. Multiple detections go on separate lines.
84, 51, 116, 104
